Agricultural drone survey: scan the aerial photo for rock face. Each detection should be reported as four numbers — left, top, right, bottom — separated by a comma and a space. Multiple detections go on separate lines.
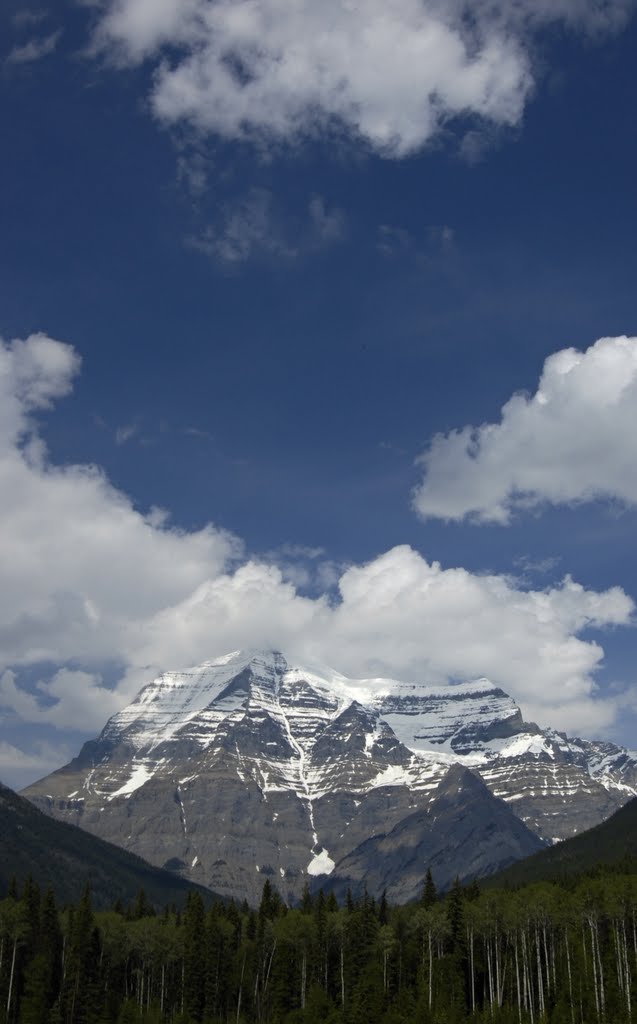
321, 766, 545, 903
22, 649, 637, 904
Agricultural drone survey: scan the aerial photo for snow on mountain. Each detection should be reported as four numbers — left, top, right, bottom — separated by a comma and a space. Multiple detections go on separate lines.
22, 649, 637, 904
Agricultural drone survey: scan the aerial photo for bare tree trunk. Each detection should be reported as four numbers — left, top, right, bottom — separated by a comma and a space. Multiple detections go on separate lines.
514, 935, 523, 1024
522, 928, 534, 1024
623, 917, 632, 1022
236, 953, 246, 1024
588, 919, 600, 1023
6, 938, 18, 1018
468, 925, 475, 1014
565, 928, 575, 1024
535, 923, 545, 1018
489, 937, 499, 1011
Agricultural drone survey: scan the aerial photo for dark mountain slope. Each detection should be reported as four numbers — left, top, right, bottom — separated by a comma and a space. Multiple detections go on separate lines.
320, 765, 546, 902
488, 793, 637, 888
0, 781, 212, 908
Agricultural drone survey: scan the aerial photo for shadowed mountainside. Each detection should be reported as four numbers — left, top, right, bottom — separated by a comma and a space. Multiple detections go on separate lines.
487, 794, 637, 888
0, 780, 213, 908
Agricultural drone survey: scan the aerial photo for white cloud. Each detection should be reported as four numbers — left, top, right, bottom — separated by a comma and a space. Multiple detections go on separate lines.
0, 332, 241, 675
0, 669, 122, 731
413, 335, 637, 524
121, 546, 633, 738
90, 0, 634, 158
6, 30, 61, 65
0, 330, 635, 787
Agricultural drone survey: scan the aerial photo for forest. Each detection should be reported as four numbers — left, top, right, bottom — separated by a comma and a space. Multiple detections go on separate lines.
1, 865, 637, 1024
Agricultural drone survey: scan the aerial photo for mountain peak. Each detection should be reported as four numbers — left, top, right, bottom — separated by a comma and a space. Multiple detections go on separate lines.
22, 649, 637, 904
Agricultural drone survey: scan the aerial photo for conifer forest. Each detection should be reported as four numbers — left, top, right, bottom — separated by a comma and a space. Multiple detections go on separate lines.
2, 866, 637, 1024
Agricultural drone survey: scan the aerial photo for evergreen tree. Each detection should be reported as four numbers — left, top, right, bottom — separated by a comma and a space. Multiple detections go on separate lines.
20, 888, 63, 1024
131, 888, 155, 921
61, 885, 101, 1024
421, 868, 437, 909
258, 880, 277, 922
379, 890, 389, 926
300, 882, 313, 915
182, 892, 206, 1021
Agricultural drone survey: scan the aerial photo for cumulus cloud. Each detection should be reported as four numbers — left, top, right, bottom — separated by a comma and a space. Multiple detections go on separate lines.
0, 331, 240, 668
413, 335, 637, 524
0, 330, 635, 786
127, 545, 633, 737
89, 0, 635, 158
0, 669, 123, 731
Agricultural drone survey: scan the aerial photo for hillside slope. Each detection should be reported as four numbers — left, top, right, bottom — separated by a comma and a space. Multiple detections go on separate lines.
489, 794, 637, 888
0, 781, 212, 908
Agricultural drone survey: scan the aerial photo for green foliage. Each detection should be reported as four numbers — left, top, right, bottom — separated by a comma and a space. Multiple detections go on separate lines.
2, 863, 637, 1023
488, 794, 637, 890
421, 869, 437, 909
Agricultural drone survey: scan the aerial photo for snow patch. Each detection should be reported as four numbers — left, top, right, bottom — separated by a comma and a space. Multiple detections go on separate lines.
488, 734, 555, 759
307, 848, 335, 876
370, 764, 415, 788
108, 764, 153, 799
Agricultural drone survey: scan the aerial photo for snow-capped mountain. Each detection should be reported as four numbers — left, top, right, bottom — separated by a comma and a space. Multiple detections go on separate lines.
22, 650, 637, 903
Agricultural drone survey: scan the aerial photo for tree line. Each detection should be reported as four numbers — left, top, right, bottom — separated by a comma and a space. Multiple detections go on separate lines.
2, 865, 637, 1024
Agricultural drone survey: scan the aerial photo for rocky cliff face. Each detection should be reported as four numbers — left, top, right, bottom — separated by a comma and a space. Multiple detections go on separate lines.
22, 650, 637, 904
321, 765, 545, 903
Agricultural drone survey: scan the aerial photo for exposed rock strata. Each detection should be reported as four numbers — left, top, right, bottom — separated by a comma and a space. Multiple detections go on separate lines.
23, 649, 637, 903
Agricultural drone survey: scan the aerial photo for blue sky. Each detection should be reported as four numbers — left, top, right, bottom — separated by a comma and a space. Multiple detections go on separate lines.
1, 0, 637, 788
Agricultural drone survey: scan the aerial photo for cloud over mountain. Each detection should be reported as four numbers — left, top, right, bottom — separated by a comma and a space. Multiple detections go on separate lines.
0, 331, 634, 762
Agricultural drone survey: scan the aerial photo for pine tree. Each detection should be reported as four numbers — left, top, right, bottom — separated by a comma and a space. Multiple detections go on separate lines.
131, 888, 154, 920
258, 880, 277, 922
61, 885, 101, 1024
300, 882, 313, 914
182, 892, 206, 1021
379, 889, 389, 926
20, 887, 63, 1024
421, 868, 437, 909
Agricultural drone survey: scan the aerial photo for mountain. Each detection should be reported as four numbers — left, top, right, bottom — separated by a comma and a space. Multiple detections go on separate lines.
0, 780, 213, 908
487, 793, 637, 889
21, 649, 637, 904
319, 765, 545, 902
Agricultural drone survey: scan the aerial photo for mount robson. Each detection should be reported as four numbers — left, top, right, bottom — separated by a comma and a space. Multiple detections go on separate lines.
22, 649, 637, 905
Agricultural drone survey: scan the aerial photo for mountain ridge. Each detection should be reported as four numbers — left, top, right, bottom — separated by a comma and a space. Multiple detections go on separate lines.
0, 779, 214, 908
22, 648, 637, 903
